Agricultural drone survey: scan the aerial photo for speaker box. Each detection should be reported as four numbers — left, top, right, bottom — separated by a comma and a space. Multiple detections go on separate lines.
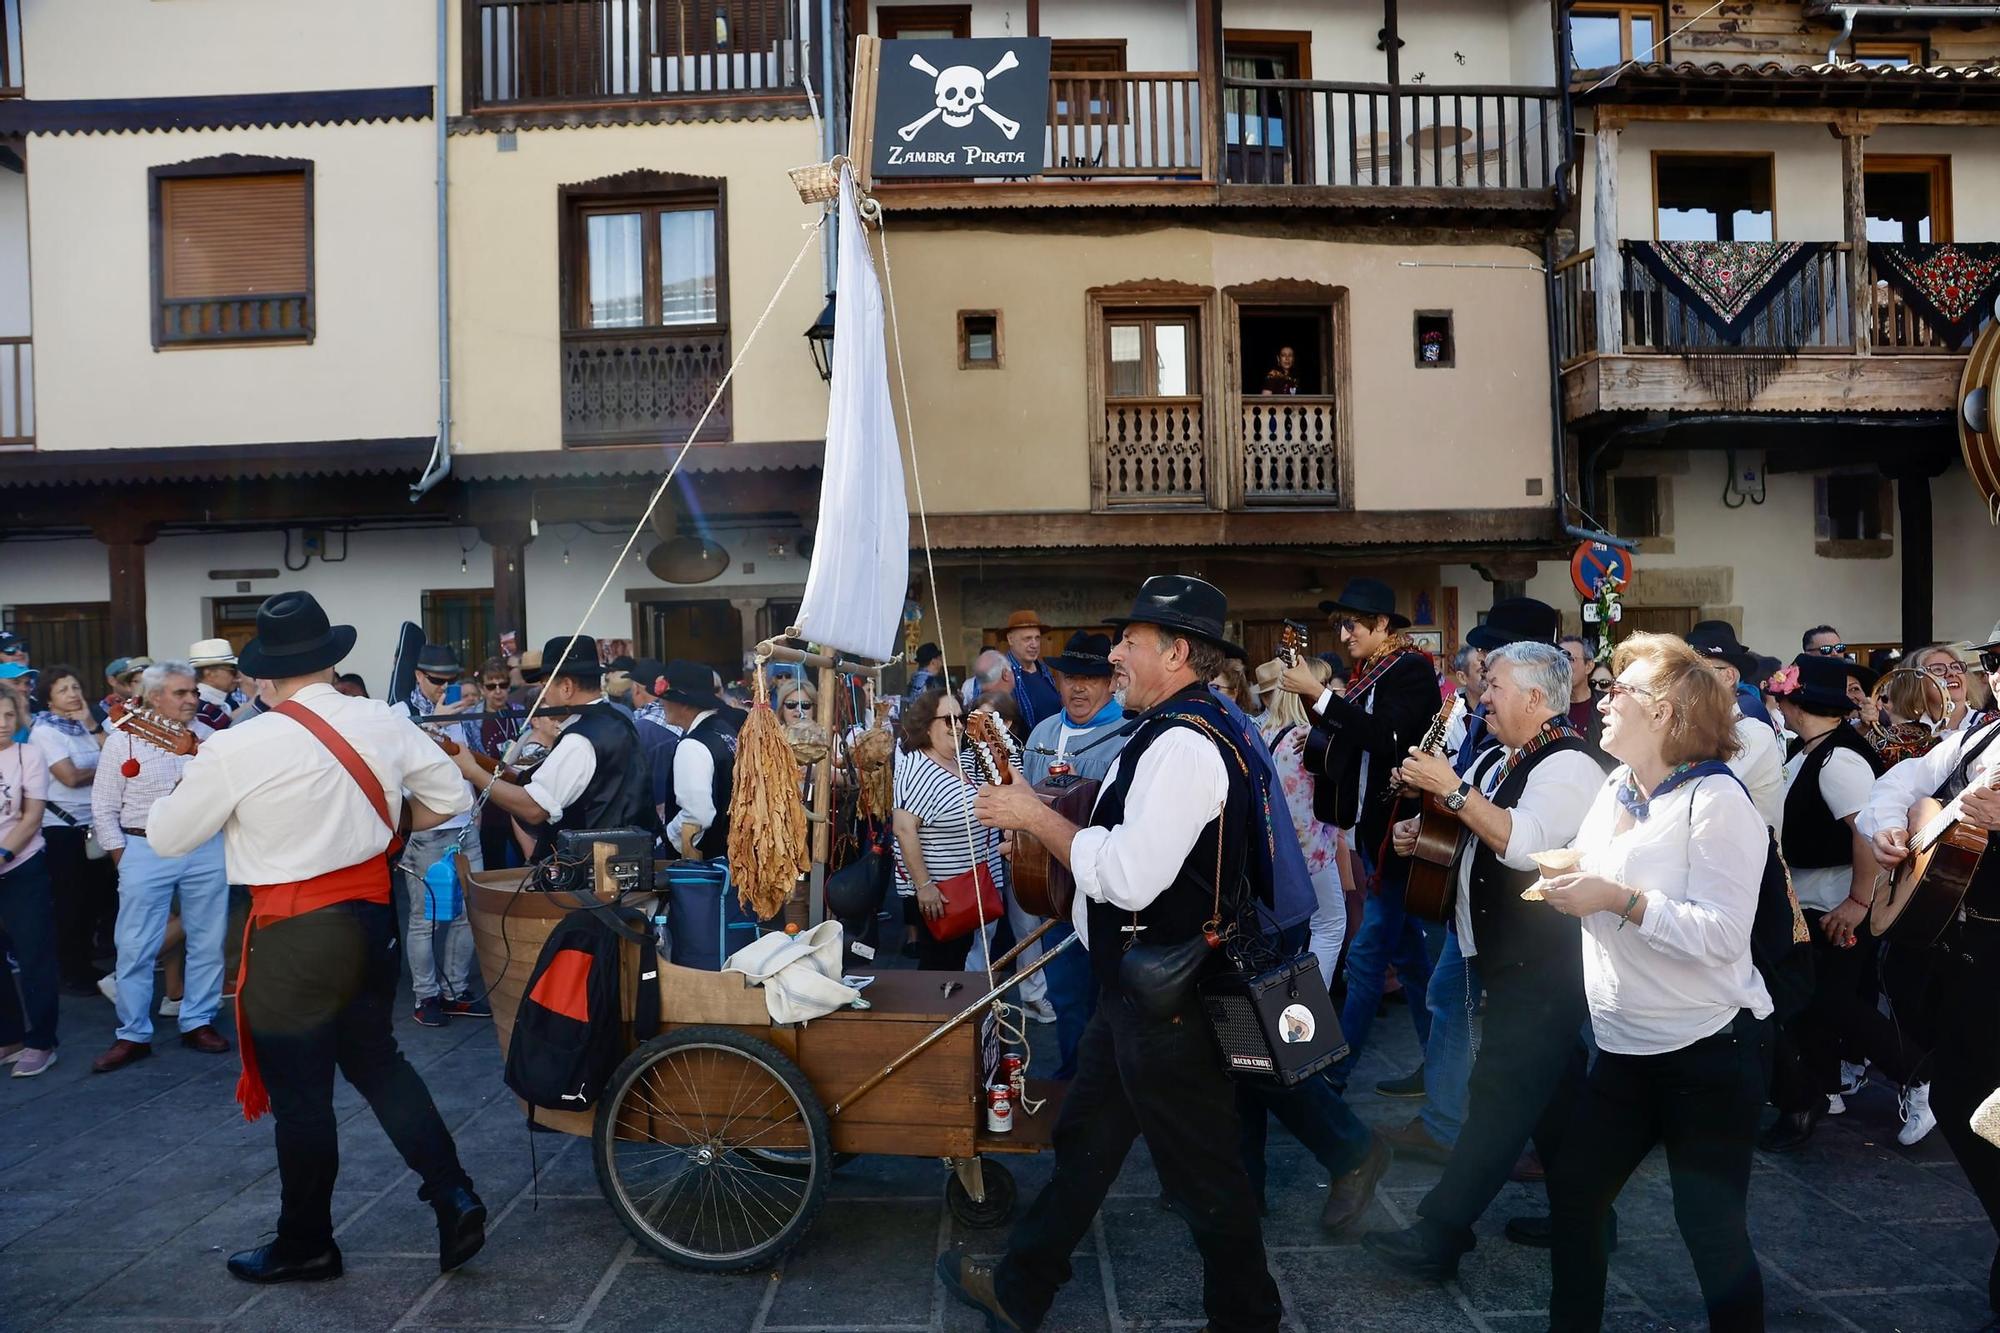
1200, 954, 1347, 1086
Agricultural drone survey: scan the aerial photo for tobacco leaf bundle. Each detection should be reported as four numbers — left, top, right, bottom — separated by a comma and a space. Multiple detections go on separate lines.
850, 725, 895, 821
728, 701, 810, 919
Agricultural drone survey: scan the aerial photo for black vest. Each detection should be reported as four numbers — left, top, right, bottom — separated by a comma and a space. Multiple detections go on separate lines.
1084, 686, 1254, 991
1934, 720, 2000, 911
675, 712, 737, 860
1463, 735, 1593, 973
531, 702, 662, 860
1780, 724, 1885, 871
1309, 652, 1437, 847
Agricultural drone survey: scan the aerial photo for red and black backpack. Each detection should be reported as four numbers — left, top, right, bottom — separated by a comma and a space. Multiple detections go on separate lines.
504, 907, 660, 1113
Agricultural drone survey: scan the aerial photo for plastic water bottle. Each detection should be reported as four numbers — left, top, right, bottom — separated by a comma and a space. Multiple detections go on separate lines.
653, 910, 671, 957
421, 857, 462, 923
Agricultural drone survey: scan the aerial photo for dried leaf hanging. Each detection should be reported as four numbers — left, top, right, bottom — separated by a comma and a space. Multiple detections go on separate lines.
851, 726, 895, 821
728, 698, 810, 919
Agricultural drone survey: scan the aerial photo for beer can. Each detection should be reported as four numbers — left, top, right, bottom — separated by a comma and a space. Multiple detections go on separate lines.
985, 1083, 1014, 1133
997, 1052, 1024, 1088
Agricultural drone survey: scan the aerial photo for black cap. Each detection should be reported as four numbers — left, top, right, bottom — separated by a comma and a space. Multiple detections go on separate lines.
661, 659, 724, 711
415, 644, 462, 677
631, 657, 667, 696
1047, 631, 1115, 678
1779, 653, 1863, 718
1687, 621, 1760, 677
606, 655, 636, 675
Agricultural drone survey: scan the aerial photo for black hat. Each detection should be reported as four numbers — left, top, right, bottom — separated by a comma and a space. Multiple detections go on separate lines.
1317, 578, 1411, 631
539, 635, 605, 681
1047, 631, 1115, 678
606, 655, 636, 675
661, 659, 724, 711
415, 644, 461, 678
1687, 620, 1760, 677
1466, 597, 1560, 652
1107, 575, 1245, 660
1779, 653, 1862, 718
630, 657, 667, 696
237, 592, 357, 679
1753, 654, 1784, 685
915, 642, 942, 667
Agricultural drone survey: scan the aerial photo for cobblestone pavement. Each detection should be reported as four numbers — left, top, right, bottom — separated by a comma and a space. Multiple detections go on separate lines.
2, 982, 1991, 1332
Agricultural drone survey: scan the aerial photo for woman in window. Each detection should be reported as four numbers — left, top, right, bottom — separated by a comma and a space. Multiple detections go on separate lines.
29, 667, 117, 999
0, 687, 58, 1077
1536, 633, 1772, 1331
891, 690, 1007, 972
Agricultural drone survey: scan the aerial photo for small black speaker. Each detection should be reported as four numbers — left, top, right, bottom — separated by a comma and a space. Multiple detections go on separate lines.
1199, 954, 1347, 1086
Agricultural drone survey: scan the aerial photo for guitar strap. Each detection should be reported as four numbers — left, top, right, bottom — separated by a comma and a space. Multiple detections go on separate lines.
1938, 719, 2000, 803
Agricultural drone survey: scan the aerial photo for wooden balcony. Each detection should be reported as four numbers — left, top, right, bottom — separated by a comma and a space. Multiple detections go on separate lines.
1099, 396, 1207, 506
561, 327, 730, 446
1095, 394, 1344, 510
0, 337, 31, 444
1241, 397, 1339, 503
1044, 73, 1205, 179
462, 0, 812, 117
157, 294, 312, 348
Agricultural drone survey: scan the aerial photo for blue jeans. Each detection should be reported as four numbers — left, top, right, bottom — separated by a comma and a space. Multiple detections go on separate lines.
112, 833, 229, 1043
1038, 924, 1096, 1080
0, 852, 59, 1050
1332, 846, 1434, 1086
1240, 1071, 1376, 1199
397, 826, 482, 1002
1420, 927, 1484, 1145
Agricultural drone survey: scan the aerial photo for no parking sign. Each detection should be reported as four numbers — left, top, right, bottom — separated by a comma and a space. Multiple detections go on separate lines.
1569, 542, 1632, 601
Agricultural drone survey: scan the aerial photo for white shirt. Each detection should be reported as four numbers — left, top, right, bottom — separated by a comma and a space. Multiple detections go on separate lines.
392, 699, 473, 831
1780, 741, 1875, 913
1728, 709, 1786, 834
521, 699, 615, 824
90, 729, 194, 852
29, 718, 101, 826
1860, 717, 2000, 839
667, 710, 720, 855
1572, 770, 1774, 1055
1069, 727, 1230, 949
1453, 743, 1606, 957
146, 684, 470, 882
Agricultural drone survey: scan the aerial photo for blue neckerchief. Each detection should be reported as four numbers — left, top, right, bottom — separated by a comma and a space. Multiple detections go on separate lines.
1197, 687, 1314, 933
1071, 696, 1125, 731
1616, 759, 1733, 821
1452, 704, 1499, 777
406, 686, 436, 718
32, 713, 88, 739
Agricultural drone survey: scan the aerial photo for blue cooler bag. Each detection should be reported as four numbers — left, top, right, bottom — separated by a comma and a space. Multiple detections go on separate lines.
665, 860, 762, 970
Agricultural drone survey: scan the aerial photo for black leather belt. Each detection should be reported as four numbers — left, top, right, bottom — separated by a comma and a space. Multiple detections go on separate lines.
121, 827, 147, 839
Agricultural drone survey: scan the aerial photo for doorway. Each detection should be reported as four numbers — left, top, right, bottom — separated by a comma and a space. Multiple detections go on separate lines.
1223, 30, 1312, 185
639, 599, 745, 680
1617, 604, 1697, 638
209, 599, 263, 657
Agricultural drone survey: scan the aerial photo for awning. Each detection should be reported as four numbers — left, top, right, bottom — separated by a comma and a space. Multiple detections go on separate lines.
1576, 60, 2000, 107
0, 438, 434, 488
449, 442, 823, 481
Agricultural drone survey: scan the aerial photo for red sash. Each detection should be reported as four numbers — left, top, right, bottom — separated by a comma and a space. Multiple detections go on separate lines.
232, 700, 399, 1122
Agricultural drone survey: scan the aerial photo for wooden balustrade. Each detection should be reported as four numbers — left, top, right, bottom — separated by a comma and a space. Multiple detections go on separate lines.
0, 336, 31, 444
1618, 243, 1852, 353
158, 295, 312, 347
0, 0, 21, 96
1100, 397, 1206, 505
1869, 279, 1965, 353
1045, 73, 1204, 178
1553, 248, 1595, 365
561, 328, 731, 445
1220, 80, 1558, 190
465, 0, 807, 111
1240, 397, 1338, 502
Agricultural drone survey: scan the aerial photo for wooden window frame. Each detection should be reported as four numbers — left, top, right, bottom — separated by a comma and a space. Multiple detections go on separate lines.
1222, 29, 1312, 80
875, 4, 971, 38
1052, 38, 1128, 119
1413, 310, 1455, 369
149, 155, 314, 350
1853, 38, 1926, 68
1568, 3, 1666, 66
1085, 281, 1218, 511
957, 309, 1002, 369
1104, 311, 1201, 398
1814, 471, 1895, 559
1651, 150, 1777, 242
1225, 277, 1351, 510
1864, 154, 1952, 243
558, 170, 729, 334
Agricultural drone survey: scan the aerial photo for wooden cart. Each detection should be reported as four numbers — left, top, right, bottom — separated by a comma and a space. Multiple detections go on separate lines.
464, 865, 1066, 1273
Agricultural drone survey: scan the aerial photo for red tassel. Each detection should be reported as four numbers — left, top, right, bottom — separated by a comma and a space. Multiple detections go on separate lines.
121, 757, 140, 778
232, 915, 268, 1122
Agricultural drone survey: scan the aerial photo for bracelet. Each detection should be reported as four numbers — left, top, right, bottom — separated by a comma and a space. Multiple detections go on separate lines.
1845, 892, 1874, 911
1615, 890, 1640, 929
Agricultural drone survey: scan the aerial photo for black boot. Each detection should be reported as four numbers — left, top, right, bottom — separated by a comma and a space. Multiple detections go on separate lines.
1360, 1225, 1463, 1282
1758, 1104, 1825, 1154
226, 1241, 344, 1284
432, 1185, 487, 1273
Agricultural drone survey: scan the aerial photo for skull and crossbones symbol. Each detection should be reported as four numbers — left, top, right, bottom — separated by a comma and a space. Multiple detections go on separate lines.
898, 50, 1022, 141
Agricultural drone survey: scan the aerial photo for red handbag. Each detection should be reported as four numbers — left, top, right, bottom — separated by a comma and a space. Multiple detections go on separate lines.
925, 862, 1004, 942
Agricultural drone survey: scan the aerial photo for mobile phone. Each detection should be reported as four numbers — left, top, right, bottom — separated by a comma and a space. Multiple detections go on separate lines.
443, 683, 462, 705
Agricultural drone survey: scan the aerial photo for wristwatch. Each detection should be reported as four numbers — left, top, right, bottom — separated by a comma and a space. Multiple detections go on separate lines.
1442, 780, 1472, 813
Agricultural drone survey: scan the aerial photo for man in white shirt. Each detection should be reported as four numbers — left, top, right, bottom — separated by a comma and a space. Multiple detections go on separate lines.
187, 638, 241, 737
391, 643, 484, 1028
1689, 622, 1785, 831
1363, 640, 1606, 1282
654, 659, 737, 860
951, 575, 1283, 1333
146, 592, 485, 1287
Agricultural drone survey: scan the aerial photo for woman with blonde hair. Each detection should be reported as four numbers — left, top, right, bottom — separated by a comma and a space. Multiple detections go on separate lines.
1254, 656, 1346, 984
1870, 666, 1951, 768
1537, 632, 1772, 1331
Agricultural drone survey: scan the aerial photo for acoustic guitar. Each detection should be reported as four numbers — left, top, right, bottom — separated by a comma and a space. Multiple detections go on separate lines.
964, 707, 1086, 920
106, 697, 198, 756
1870, 770, 1999, 946
1397, 695, 1465, 923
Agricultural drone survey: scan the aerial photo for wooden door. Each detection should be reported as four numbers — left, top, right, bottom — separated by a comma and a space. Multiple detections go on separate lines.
1617, 605, 1697, 638
2, 602, 110, 677
641, 599, 743, 679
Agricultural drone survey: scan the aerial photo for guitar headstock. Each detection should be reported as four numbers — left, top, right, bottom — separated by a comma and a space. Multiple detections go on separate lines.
963, 707, 1015, 786
108, 696, 199, 757
1279, 620, 1310, 667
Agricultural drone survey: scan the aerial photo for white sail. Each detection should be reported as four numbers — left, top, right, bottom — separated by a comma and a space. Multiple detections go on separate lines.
795, 167, 909, 662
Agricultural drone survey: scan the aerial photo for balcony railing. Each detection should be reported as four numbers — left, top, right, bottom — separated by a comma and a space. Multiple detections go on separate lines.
1220, 80, 1559, 191
465, 0, 809, 112
1241, 397, 1338, 502
1870, 279, 1966, 352
0, 337, 31, 444
1045, 73, 1205, 179
1620, 244, 1853, 352
1554, 248, 1595, 365
1101, 396, 1206, 506
561, 327, 730, 446
157, 294, 312, 348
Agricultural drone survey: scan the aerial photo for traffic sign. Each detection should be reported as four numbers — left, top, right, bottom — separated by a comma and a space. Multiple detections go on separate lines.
1570, 541, 1632, 601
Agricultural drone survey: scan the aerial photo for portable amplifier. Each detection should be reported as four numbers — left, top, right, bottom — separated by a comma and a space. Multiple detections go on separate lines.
1199, 954, 1347, 1086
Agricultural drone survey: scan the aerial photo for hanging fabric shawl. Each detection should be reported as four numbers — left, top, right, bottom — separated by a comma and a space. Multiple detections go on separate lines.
1626, 241, 1825, 341
1871, 243, 2000, 349
1624, 240, 1833, 409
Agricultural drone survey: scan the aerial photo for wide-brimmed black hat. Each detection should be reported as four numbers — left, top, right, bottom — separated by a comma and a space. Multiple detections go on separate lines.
1688, 620, 1760, 677
539, 635, 605, 681
415, 644, 462, 678
1780, 653, 1863, 718
238, 592, 357, 679
1466, 597, 1560, 652
661, 659, 723, 711
1107, 575, 1245, 660
1317, 578, 1411, 631
1047, 631, 1114, 678
631, 657, 667, 697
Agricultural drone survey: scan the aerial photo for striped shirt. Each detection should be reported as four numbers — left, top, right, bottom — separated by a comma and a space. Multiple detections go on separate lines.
91, 728, 194, 852
892, 747, 1007, 887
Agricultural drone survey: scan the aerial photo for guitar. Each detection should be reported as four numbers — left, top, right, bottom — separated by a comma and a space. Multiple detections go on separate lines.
434, 734, 533, 785
106, 697, 198, 756
964, 707, 1084, 920
1870, 769, 1999, 946
1397, 694, 1465, 923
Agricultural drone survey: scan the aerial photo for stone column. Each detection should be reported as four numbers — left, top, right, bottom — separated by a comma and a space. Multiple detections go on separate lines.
731, 597, 768, 664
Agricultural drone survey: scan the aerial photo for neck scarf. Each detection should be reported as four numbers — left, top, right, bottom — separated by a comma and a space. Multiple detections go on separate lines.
33, 712, 87, 739
1615, 758, 1732, 821
1345, 633, 1423, 702
1491, 714, 1581, 787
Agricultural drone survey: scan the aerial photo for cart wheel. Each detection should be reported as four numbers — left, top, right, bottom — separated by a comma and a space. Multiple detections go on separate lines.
594, 1026, 831, 1272
945, 1158, 1017, 1228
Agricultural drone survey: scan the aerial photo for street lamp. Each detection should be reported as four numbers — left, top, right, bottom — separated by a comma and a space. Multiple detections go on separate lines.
805, 294, 836, 382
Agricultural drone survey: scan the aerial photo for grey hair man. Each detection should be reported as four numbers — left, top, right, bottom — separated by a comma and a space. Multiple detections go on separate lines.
962, 648, 1015, 705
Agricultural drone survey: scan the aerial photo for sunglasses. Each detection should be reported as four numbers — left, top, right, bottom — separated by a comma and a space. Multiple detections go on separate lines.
1810, 643, 1849, 657
932, 712, 963, 724
783, 700, 812, 712
421, 673, 459, 687
1981, 649, 2000, 677
482, 681, 510, 690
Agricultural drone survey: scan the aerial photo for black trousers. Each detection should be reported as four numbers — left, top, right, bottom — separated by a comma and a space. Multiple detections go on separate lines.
1931, 918, 2000, 1313
1772, 911, 1929, 1113
46, 825, 117, 986
995, 985, 1282, 1333
243, 900, 471, 1252
1549, 1011, 1769, 1333
1417, 960, 1586, 1253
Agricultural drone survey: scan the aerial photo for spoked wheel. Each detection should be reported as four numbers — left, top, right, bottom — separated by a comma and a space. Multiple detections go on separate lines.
593, 1026, 832, 1272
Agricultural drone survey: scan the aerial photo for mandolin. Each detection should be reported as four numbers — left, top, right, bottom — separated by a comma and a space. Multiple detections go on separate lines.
964, 707, 1083, 921
1397, 694, 1465, 923
106, 697, 198, 756
1870, 768, 2000, 946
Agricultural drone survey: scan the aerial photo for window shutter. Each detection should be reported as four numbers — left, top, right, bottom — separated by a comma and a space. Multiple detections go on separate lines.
160, 173, 308, 300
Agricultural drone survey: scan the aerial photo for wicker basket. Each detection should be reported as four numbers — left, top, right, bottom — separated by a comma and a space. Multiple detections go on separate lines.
789, 156, 847, 205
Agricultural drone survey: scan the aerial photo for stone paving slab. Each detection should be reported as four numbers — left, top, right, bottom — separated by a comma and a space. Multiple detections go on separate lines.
2, 980, 1993, 1332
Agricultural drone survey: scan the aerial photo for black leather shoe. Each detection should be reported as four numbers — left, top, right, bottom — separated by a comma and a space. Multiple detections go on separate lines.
1375, 1064, 1427, 1099
1360, 1225, 1461, 1282
1322, 1134, 1391, 1237
432, 1185, 487, 1273
226, 1241, 344, 1284
1758, 1105, 1824, 1154
1505, 1212, 1619, 1252
936, 1251, 1026, 1331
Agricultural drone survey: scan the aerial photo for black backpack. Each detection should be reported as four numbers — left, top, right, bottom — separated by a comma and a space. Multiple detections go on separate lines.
505, 907, 660, 1113
1695, 774, 1815, 1024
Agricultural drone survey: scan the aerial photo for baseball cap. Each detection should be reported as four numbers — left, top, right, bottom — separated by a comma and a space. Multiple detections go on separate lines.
107, 655, 154, 679
0, 631, 24, 655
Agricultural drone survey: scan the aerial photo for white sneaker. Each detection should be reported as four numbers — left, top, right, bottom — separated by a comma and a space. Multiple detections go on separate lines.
1826, 1093, 1847, 1117
96, 975, 119, 1004
11, 1048, 56, 1077
1022, 997, 1058, 1025
158, 996, 182, 1019
1898, 1082, 1937, 1146
1838, 1060, 1868, 1096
